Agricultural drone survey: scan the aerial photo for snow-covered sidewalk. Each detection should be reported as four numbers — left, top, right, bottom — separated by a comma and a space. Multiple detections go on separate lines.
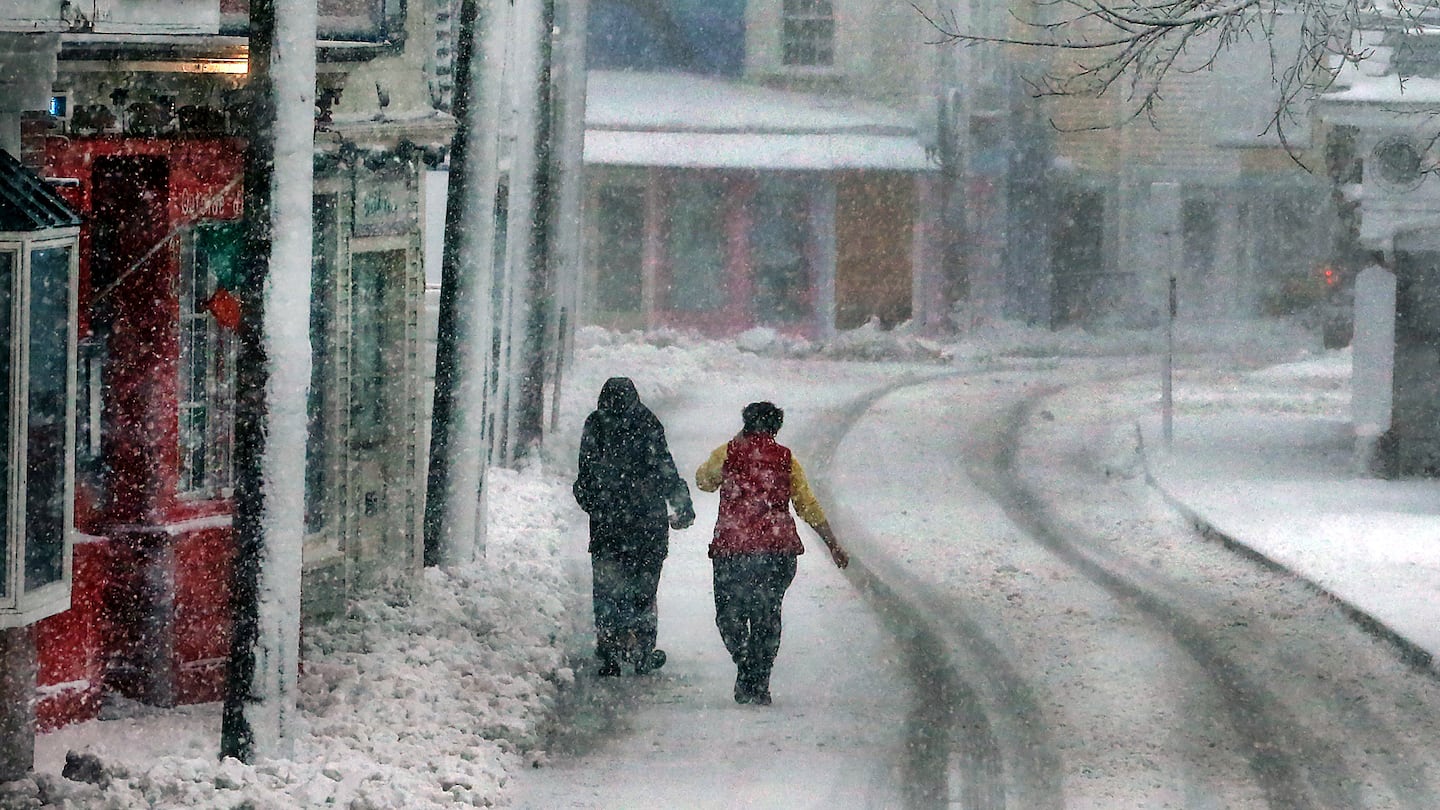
22, 321, 1419, 809
1141, 353, 1440, 669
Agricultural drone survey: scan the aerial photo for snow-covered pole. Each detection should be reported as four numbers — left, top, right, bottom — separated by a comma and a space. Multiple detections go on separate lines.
1150, 181, 1180, 448
220, 0, 315, 762
424, 0, 510, 566
548, 0, 588, 432
495, 0, 545, 467
515, 0, 556, 454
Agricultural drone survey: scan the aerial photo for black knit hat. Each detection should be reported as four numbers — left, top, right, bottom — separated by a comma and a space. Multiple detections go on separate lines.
741, 401, 784, 435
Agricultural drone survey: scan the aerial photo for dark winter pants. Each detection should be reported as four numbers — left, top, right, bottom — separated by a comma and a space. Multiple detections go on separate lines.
591, 551, 664, 667
712, 553, 798, 692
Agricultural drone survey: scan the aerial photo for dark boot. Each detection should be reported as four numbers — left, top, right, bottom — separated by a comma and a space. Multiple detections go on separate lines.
734, 671, 771, 705
749, 679, 772, 706
597, 653, 623, 677
634, 649, 667, 675
734, 674, 753, 704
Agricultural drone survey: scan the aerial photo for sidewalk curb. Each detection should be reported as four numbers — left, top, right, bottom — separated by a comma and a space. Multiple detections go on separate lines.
1135, 424, 1438, 679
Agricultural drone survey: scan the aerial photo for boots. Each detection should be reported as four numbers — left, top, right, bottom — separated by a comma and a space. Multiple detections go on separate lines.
733, 672, 771, 705
634, 648, 667, 675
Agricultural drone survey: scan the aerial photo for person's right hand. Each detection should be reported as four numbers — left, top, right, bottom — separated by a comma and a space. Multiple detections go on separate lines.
670, 504, 695, 530
829, 546, 849, 569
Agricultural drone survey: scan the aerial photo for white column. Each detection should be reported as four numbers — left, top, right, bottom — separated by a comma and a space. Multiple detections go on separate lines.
0, 34, 59, 156
810, 174, 838, 339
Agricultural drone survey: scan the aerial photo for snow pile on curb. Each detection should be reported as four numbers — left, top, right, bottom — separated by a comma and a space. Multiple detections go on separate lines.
571, 326, 753, 402
16, 465, 581, 810
579, 315, 1320, 369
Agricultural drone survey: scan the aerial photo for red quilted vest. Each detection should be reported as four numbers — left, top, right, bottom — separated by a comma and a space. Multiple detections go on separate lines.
709, 433, 805, 557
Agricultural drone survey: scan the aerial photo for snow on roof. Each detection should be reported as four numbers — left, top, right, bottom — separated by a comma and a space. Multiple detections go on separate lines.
584, 69, 933, 171
584, 130, 932, 171
1324, 73, 1440, 105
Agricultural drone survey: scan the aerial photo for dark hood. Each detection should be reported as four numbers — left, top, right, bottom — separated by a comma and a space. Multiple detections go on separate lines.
597, 377, 641, 414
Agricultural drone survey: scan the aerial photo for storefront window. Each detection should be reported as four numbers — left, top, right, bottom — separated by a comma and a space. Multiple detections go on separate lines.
25, 246, 69, 591
667, 180, 727, 312
350, 251, 403, 449
178, 223, 239, 495
306, 196, 338, 534
596, 185, 644, 315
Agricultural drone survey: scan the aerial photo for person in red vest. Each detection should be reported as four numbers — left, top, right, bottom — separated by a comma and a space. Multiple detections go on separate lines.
695, 401, 849, 705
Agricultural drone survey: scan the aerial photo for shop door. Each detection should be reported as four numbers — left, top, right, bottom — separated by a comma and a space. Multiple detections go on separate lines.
348, 250, 411, 575
1051, 187, 1105, 327
751, 178, 810, 328
836, 173, 912, 329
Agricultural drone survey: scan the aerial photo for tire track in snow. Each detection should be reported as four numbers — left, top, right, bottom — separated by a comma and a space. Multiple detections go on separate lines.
987, 393, 1360, 809
798, 375, 1062, 810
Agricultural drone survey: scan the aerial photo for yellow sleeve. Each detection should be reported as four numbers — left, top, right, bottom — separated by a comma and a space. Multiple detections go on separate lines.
789, 458, 828, 528
695, 445, 728, 492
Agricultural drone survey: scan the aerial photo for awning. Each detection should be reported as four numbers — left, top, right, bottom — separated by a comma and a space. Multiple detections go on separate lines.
0, 150, 81, 232
584, 70, 934, 172
584, 130, 933, 172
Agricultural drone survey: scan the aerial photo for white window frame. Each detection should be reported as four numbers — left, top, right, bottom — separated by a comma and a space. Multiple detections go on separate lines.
781, 0, 835, 69
176, 223, 237, 498
0, 231, 80, 628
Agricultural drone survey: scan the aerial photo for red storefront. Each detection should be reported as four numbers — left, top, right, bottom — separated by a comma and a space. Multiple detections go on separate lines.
35, 136, 243, 728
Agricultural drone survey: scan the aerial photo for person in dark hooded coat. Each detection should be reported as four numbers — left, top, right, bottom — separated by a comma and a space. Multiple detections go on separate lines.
574, 377, 695, 676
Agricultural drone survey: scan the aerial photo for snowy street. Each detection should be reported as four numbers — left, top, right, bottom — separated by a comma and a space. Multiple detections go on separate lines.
19, 326, 1440, 809
517, 337, 1440, 809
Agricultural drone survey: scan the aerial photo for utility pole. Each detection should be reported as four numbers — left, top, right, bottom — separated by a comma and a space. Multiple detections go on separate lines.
493, 0, 546, 467
220, 0, 316, 762
513, 0, 556, 455
1151, 181, 1180, 449
425, 0, 510, 566
548, 0, 588, 431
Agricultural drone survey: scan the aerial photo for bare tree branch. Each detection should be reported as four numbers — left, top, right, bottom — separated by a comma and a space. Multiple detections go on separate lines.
914, 0, 1440, 144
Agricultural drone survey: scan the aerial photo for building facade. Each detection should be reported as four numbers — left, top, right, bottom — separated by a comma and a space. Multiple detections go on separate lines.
1319, 18, 1440, 476
17, 0, 453, 731
1032, 17, 1334, 329
580, 0, 942, 338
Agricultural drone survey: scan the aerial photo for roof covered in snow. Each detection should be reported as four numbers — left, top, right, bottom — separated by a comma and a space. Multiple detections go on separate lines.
584, 70, 934, 172
1321, 26, 1440, 108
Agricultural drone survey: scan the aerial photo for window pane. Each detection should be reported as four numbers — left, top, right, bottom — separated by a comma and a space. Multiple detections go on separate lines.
596, 186, 645, 314
0, 250, 12, 600
350, 251, 403, 448
782, 1, 834, 67
178, 224, 239, 494
75, 338, 105, 501
667, 181, 727, 312
26, 246, 70, 592
306, 195, 338, 533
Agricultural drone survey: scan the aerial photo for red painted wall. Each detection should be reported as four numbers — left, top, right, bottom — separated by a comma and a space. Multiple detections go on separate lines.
36, 137, 243, 728
33, 541, 108, 731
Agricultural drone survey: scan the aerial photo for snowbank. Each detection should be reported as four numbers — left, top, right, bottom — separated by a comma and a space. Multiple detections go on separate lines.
19, 466, 579, 810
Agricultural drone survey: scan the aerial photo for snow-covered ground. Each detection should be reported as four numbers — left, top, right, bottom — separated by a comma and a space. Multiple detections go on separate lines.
15, 316, 1422, 808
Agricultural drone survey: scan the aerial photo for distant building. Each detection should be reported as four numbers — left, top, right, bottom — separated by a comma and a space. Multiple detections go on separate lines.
1318, 17, 1440, 476
580, 0, 943, 338
927, 2, 1338, 331
1032, 18, 1334, 329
